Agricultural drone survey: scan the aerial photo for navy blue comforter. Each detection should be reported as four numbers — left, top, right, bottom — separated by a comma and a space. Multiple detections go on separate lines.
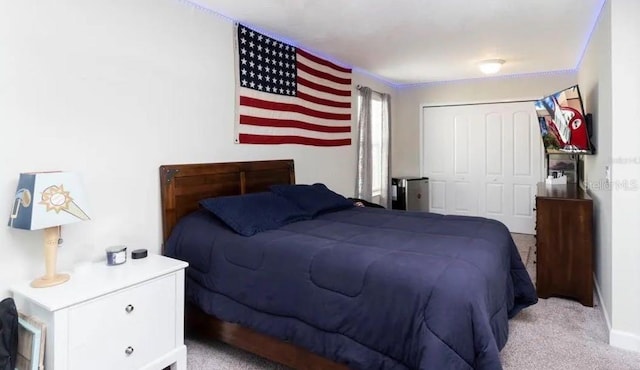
165, 207, 537, 369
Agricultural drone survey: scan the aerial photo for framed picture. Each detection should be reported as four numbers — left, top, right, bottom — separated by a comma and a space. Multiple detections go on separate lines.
547, 154, 578, 183
16, 313, 46, 370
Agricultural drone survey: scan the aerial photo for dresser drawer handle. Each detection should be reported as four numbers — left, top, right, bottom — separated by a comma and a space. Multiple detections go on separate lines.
125, 346, 134, 356
125, 304, 134, 313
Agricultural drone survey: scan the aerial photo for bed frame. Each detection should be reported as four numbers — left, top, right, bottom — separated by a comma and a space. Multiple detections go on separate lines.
159, 159, 348, 370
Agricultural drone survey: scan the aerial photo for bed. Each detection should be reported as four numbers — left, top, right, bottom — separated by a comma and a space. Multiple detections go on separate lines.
159, 159, 537, 370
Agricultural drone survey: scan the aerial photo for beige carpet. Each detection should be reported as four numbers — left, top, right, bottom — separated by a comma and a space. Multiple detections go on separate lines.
503, 234, 640, 370
186, 234, 640, 369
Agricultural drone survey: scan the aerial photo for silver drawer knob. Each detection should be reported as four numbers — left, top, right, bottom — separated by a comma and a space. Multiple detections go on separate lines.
125, 346, 134, 356
125, 304, 134, 313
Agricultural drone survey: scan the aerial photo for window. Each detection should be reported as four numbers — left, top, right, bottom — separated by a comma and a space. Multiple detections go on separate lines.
370, 93, 383, 196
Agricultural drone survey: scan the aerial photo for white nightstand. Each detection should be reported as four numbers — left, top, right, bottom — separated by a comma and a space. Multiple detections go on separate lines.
11, 254, 189, 370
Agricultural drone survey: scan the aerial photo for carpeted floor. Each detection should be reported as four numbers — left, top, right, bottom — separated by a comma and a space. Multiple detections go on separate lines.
185, 234, 640, 369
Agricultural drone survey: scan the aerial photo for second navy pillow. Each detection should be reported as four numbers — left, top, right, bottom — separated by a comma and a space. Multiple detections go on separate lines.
270, 183, 354, 217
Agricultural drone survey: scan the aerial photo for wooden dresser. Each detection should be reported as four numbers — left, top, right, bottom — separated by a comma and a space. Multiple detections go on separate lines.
535, 183, 593, 307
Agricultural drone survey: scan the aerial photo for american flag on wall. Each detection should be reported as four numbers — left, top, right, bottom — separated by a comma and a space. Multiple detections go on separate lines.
234, 24, 352, 146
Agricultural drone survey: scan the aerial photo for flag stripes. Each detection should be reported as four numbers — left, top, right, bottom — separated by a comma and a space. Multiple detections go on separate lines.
297, 48, 351, 73
297, 91, 351, 109
238, 115, 351, 133
239, 134, 352, 147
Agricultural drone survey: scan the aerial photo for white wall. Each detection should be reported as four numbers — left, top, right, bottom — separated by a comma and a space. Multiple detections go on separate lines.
578, 0, 640, 352
577, 0, 613, 335
0, 0, 395, 297
609, 0, 640, 352
392, 73, 577, 176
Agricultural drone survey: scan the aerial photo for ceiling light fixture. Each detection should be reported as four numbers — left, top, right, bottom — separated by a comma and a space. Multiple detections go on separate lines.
478, 59, 505, 75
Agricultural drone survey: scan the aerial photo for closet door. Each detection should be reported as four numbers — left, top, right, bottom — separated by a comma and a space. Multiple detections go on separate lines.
422, 101, 543, 234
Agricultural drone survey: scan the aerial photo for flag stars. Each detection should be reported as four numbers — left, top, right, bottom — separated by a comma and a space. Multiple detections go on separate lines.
237, 24, 297, 96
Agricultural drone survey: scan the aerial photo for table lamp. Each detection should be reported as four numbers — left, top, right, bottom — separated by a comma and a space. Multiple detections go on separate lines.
8, 171, 90, 288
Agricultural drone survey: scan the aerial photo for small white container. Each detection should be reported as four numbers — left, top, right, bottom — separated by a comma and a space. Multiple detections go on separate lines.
545, 175, 567, 185
106, 245, 127, 265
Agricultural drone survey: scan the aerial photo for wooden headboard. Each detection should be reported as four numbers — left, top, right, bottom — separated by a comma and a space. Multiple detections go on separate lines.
158, 158, 348, 370
159, 159, 295, 244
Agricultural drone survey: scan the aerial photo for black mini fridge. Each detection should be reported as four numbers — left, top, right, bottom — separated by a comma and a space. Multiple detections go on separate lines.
391, 177, 429, 211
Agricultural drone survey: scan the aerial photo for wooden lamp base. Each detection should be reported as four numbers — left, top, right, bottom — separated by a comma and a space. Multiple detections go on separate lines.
30, 226, 70, 288
31, 273, 70, 288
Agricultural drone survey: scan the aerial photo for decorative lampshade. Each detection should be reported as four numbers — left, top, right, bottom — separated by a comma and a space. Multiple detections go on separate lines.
8, 171, 90, 288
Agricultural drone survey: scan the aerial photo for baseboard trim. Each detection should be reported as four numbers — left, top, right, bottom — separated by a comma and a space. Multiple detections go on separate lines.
593, 273, 611, 333
595, 274, 640, 353
610, 330, 640, 352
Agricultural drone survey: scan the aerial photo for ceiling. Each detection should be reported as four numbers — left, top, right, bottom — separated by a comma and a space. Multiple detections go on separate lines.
192, 0, 605, 86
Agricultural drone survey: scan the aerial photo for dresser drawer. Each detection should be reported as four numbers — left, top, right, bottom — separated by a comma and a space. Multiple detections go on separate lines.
67, 274, 177, 370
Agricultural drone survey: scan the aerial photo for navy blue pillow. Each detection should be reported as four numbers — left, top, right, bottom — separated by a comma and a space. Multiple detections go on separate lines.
270, 183, 354, 217
199, 192, 311, 236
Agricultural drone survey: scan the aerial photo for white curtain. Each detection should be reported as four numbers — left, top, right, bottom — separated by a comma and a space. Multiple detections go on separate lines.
380, 93, 391, 209
355, 87, 391, 208
356, 87, 373, 201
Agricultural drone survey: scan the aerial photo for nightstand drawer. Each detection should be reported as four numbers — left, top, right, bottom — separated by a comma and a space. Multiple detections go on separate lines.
68, 274, 176, 370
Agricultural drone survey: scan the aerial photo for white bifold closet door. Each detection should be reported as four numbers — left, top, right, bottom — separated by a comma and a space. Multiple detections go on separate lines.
422, 101, 543, 234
